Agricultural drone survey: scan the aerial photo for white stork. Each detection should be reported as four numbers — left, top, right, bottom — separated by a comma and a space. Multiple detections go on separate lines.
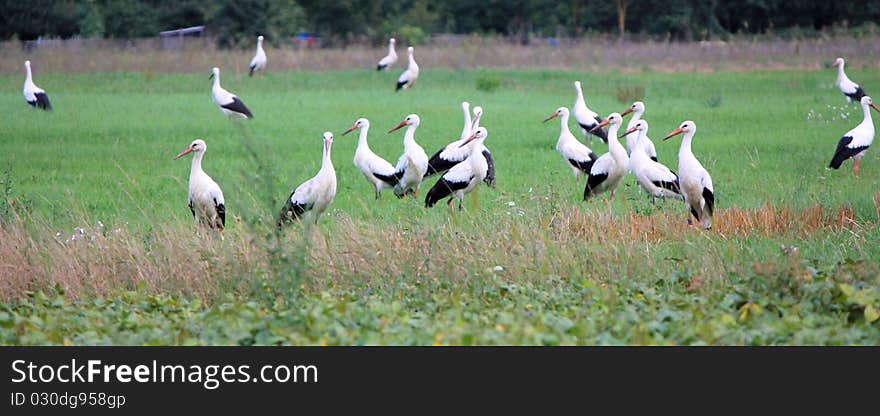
249, 35, 267, 77
278, 132, 337, 225
425, 127, 490, 210
584, 113, 629, 200
573, 81, 607, 143
381, 114, 429, 198
829, 95, 879, 177
543, 106, 598, 183
395, 47, 419, 91
376, 38, 398, 71
621, 120, 682, 202
343, 118, 398, 199
662, 121, 715, 229
621, 101, 658, 161
425, 103, 495, 187
173, 139, 225, 230
23, 60, 52, 110
210, 67, 253, 119
833, 57, 867, 103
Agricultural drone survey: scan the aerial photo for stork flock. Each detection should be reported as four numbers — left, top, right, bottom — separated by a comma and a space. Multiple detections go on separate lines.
19, 37, 876, 231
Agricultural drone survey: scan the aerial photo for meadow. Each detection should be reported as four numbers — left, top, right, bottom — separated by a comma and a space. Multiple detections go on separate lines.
1, 65, 879, 345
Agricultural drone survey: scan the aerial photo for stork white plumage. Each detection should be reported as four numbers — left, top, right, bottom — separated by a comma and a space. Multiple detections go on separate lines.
829, 95, 879, 177
278, 132, 337, 225
621, 120, 682, 202
248, 35, 267, 77
376, 38, 398, 71
425, 103, 496, 187
382, 114, 429, 198
621, 101, 658, 161
543, 106, 598, 183
210, 67, 253, 119
833, 57, 867, 103
395, 47, 419, 91
23, 60, 52, 110
662, 121, 715, 229
173, 139, 225, 230
573, 81, 607, 143
343, 118, 398, 199
425, 127, 490, 210
584, 113, 629, 200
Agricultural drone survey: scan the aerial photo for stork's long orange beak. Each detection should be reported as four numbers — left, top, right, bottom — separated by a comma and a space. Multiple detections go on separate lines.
662, 128, 684, 141
174, 147, 194, 160
343, 124, 358, 135
621, 108, 634, 117
387, 120, 407, 133
542, 112, 558, 123
620, 126, 638, 138
589, 119, 610, 133
458, 132, 479, 148
871, 102, 880, 113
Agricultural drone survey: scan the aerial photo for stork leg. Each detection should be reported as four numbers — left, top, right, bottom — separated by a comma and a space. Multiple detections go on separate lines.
375, 188, 381, 200
447, 197, 454, 213
854, 155, 862, 178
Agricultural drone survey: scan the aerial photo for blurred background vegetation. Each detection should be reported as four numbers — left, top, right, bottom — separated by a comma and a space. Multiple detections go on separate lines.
1, 0, 879, 47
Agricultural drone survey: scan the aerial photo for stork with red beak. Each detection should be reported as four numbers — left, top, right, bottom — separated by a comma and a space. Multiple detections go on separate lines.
174, 139, 226, 230
425, 103, 496, 187
621, 101, 657, 161
377, 114, 429, 198
829, 95, 879, 177
425, 127, 490, 210
210, 67, 253, 119
662, 121, 714, 229
395, 46, 419, 91
833, 57, 867, 103
278, 132, 337, 225
573, 81, 608, 143
344, 118, 398, 199
543, 106, 598, 184
621, 120, 681, 202
584, 113, 629, 200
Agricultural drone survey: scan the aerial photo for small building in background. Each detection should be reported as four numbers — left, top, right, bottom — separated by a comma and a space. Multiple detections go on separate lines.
295, 33, 321, 49
159, 26, 205, 49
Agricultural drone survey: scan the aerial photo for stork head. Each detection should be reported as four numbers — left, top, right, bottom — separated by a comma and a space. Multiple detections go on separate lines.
621, 101, 645, 117
323, 131, 334, 152
574, 80, 582, 92
461, 101, 470, 112
861, 96, 880, 113
663, 120, 696, 141
209, 67, 219, 80
833, 57, 844, 67
390, 38, 396, 45
343, 118, 369, 135
24, 60, 31, 69
388, 114, 420, 133
621, 119, 648, 138
407, 46, 414, 56
543, 106, 569, 123
459, 127, 488, 148
258, 35, 264, 42
174, 139, 207, 160
472, 106, 483, 128
592, 113, 622, 131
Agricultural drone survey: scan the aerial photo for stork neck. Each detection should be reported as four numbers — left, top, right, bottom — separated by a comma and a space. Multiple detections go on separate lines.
607, 124, 627, 163
402, 125, 418, 148
628, 111, 642, 128
575, 84, 584, 101
837, 62, 846, 82
212, 73, 220, 89
862, 101, 874, 125
408, 54, 416, 68
24, 65, 32, 83
357, 126, 371, 150
468, 137, 487, 161
679, 132, 696, 158
389, 42, 396, 54
461, 107, 472, 140
558, 112, 572, 139
190, 151, 205, 176
321, 141, 333, 171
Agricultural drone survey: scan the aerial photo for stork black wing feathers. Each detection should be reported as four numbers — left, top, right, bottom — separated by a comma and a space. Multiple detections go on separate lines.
425, 176, 471, 208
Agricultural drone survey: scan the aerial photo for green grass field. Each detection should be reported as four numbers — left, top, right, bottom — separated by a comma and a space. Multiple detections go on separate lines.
1, 68, 879, 345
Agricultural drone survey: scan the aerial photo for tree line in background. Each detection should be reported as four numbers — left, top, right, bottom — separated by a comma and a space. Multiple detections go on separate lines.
2, 0, 879, 47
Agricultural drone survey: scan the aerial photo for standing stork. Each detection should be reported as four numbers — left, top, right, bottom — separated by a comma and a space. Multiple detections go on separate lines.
833, 57, 867, 103
173, 139, 225, 230
376, 38, 398, 71
621, 120, 681, 202
425, 103, 495, 187
395, 47, 419, 91
573, 81, 607, 143
23, 60, 52, 110
210, 67, 253, 119
343, 118, 398, 199
249, 35, 267, 77
829, 95, 879, 177
380, 114, 429, 198
425, 127, 490, 210
278, 132, 337, 225
543, 106, 598, 183
620, 101, 658, 161
662, 121, 715, 229
584, 113, 629, 200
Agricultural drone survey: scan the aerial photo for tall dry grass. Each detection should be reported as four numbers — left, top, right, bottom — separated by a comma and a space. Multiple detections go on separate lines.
2, 34, 879, 75
0, 203, 870, 304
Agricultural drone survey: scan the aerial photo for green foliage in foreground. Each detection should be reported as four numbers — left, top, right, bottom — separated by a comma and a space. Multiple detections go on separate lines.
2, 247, 878, 345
